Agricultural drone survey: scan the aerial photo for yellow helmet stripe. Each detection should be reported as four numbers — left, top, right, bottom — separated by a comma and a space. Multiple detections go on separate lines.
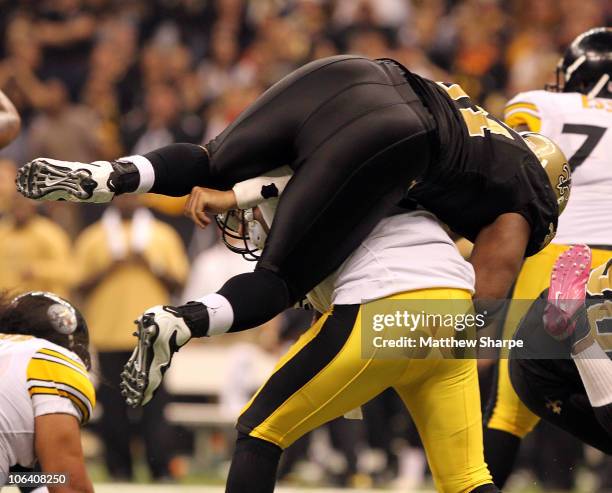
504, 101, 539, 113
505, 111, 542, 132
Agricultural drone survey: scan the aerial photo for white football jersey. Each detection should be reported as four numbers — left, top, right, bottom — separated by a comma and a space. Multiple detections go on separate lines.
232, 169, 475, 314
304, 210, 475, 313
504, 90, 612, 245
0, 334, 95, 473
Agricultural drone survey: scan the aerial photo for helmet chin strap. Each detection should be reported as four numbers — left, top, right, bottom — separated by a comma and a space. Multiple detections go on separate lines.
587, 74, 610, 99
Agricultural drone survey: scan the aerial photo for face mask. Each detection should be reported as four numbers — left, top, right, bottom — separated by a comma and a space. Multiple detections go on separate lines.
244, 209, 268, 250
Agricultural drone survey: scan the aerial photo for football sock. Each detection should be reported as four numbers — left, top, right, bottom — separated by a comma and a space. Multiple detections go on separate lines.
572, 341, 612, 436
218, 269, 291, 333
572, 341, 612, 407
182, 269, 291, 336
226, 433, 282, 493
192, 293, 234, 336
111, 143, 212, 196
483, 427, 521, 488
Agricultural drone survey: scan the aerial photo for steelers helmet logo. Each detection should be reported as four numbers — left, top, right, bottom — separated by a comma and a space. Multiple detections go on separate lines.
47, 303, 78, 335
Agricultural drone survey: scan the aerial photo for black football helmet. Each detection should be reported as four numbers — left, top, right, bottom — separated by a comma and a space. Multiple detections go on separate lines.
550, 27, 612, 98
9, 292, 91, 369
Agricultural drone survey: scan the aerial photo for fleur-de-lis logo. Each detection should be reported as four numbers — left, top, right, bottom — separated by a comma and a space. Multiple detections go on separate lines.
540, 222, 556, 249
557, 163, 571, 204
546, 398, 562, 415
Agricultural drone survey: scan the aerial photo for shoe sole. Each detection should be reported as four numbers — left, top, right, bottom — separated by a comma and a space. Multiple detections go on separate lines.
544, 244, 592, 340
549, 244, 591, 304
16, 160, 98, 201
121, 315, 160, 407
121, 314, 178, 407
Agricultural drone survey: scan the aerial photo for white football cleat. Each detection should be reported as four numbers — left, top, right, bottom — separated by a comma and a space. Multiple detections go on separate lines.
16, 158, 115, 203
120, 306, 192, 407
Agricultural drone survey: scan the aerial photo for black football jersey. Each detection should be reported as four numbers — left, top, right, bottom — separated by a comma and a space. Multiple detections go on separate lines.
394, 65, 558, 256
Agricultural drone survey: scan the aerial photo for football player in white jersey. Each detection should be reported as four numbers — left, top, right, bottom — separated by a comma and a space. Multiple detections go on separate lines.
0, 292, 95, 493
484, 27, 612, 488
121, 170, 502, 493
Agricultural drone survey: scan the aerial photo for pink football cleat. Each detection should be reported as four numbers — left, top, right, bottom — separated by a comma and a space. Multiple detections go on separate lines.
543, 245, 592, 341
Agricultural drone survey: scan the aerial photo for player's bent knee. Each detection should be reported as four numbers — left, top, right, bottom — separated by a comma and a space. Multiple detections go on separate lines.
486, 410, 539, 438
234, 430, 283, 456
486, 386, 540, 438
487, 380, 540, 437
235, 420, 287, 449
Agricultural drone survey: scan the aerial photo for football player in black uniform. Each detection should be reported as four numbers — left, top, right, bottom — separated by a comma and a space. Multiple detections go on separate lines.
509, 244, 612, 453
17, 56, 566, 320
17, 54, 567, 419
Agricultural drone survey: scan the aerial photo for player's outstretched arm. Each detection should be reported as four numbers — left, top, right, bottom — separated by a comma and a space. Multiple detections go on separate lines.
185, 187, 237, 228
34, 413, 94, 493
470, 212, 530, 312
0, 89, 20, 148
184, 165, 292, 228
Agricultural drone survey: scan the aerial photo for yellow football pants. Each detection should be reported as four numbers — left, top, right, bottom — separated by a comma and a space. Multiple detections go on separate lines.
237, 288, 493, 493
487, 243, 612, 437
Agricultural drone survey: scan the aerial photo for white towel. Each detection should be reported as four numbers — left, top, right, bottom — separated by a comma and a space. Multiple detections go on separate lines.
101, 207, 153, 259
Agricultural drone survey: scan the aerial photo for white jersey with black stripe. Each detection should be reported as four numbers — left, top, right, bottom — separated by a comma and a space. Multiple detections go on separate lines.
0, 334, 95, 472
505, 91, 612, 245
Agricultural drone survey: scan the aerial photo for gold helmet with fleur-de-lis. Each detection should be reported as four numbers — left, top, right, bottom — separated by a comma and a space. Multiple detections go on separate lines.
521, 132, 571, 215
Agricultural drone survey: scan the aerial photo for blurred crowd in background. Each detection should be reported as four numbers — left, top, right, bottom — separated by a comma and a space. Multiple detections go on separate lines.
1, 0, 610, 176
0, 0, 611, 490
